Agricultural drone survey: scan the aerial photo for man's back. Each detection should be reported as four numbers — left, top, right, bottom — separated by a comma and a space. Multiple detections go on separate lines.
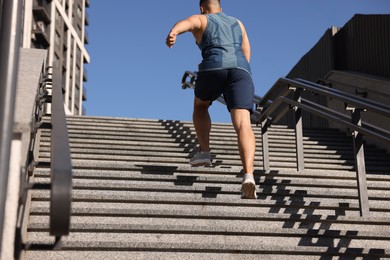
197, 12, 251, 73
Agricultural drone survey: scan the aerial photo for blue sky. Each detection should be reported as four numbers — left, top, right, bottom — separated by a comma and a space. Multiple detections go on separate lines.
85, 0, 389, 123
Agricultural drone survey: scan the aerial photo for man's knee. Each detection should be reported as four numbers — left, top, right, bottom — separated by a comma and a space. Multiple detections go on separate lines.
231, 108, 252, 131
194, 97, 211, 109
231, 108, 251, 121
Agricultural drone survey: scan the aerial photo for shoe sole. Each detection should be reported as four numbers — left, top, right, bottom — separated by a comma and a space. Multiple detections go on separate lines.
241, 181, 257, 199
189, 160, 212, 167
190, 162, 211, 166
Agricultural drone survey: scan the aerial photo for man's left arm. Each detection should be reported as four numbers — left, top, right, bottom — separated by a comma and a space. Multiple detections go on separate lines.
238, 20, 251, 63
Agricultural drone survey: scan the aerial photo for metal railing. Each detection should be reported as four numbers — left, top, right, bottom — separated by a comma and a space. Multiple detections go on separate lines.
181, 71, 390, 217
257, 78, 390, 217
22, 67, 73, 251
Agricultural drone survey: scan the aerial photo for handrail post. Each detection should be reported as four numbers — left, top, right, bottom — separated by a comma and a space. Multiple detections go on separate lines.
261, 118, 270, 171
0, 0, 23, 252
350, 107, 370, 217
292, 87, 305, 171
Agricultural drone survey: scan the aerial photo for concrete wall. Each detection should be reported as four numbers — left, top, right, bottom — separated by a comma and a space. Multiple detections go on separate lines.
283, 15, 390, 149
325, 70, 390, 152
284, 27, 340, 128
1, 48, 47, 260
334, 15, 390, 79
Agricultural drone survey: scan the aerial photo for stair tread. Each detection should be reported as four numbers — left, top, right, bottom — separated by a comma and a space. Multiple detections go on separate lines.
25, 232, 390, 253
27, 215, 390, 235
23, 251, 355, 260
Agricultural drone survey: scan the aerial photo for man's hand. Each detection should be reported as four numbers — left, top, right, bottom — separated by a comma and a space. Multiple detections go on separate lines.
166, 31, 177, 48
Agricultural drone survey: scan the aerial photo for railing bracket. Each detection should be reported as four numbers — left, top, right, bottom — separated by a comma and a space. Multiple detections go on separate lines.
25, 183, 51, 190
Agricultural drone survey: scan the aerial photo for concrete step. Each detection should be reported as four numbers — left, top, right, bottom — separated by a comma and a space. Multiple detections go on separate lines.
24, 231, 390, 256
31, 175, 390, 199
33, 167, 390, 185
28, 193, 390, 218
63, 116, 348, 135
24, 251, 374, 260
37, 156, 361, 171
36, 141, 390, 163
27, 214, 390, 241
38, 134, 358, 149
37, 153, 390, 172
61, 124, 350, 138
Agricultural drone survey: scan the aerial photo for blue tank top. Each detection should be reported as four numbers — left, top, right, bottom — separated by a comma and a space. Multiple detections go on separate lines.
197, 12, 251, 74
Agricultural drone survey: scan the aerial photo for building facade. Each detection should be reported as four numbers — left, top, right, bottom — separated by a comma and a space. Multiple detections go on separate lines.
22, 0, 90, 115
283, 15, 390, 129
282, 14, 390, 151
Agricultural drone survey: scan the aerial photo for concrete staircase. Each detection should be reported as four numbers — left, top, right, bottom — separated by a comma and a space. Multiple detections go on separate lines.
24, 116, 390, 259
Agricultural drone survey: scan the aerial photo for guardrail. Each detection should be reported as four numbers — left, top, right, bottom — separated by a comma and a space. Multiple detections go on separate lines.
181, 71, 390, 217
257, 78, 390, 217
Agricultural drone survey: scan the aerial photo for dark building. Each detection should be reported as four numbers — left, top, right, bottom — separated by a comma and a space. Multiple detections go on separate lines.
284, 14, 390, 150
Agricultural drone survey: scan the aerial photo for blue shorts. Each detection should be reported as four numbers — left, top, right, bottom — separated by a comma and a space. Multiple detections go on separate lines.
195, 69, 255, 113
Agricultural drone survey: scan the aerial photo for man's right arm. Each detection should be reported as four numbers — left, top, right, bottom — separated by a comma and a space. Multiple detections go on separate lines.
166, 15, 202, 48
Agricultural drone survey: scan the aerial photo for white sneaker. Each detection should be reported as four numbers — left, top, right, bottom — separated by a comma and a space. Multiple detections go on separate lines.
241, 173, 257, 199
189, 150, 212, 166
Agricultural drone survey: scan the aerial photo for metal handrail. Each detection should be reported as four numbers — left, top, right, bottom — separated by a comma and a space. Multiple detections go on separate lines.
283, 78, 390, 117
296, 78, 390, 111
48, 68, 72, 239
257, 78, 390, 142
16, 65, 72, 253
257, 77, 390, 217
23, 67, 72, 248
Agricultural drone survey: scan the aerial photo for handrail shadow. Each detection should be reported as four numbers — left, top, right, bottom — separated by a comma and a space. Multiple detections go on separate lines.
256, 169, 387, 259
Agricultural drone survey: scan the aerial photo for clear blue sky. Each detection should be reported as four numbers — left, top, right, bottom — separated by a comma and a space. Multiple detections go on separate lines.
85, 0, 389, 123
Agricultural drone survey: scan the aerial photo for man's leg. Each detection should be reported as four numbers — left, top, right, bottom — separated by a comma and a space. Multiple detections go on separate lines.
193, 97, 212, 151
230, 108, 255, 174
231, 108, 256, 199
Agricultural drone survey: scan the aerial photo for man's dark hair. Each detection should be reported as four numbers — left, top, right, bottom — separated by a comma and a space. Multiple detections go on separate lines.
199, 0, 221, 7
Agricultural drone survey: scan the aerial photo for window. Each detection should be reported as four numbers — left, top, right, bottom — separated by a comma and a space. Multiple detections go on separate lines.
75, 65, 80, 83
53, 54, 60, 68
77, 25, 82, 38
55, 10, 61, 27
68, 74, 73, 111
55, 31, 61, 47
75, 84, 80, 102
77, 6, 82, 19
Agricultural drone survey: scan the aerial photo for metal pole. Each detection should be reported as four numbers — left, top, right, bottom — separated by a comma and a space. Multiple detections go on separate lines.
293, 88, 305, 171
351, 108, 370, 217
261, 119, 270, 171
0, 0, 23, 252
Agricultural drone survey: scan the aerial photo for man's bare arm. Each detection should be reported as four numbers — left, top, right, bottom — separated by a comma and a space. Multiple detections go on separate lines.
166, 15, 202, 48
238, 20, 251, 63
